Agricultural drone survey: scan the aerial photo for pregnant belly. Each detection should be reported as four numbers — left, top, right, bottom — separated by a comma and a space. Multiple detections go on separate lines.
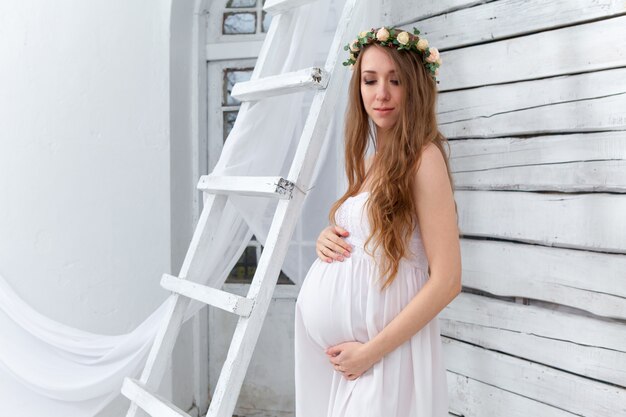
296, 257, 370, 349
297, 254, 429, 350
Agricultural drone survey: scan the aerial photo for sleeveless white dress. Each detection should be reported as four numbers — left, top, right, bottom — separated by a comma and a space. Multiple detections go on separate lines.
294, 191, 449, 417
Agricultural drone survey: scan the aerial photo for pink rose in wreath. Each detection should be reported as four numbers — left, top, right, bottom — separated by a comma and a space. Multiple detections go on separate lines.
426, 47, 440, 63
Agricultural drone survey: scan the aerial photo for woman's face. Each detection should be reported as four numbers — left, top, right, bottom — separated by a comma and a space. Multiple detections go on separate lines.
360, 46, 404, 134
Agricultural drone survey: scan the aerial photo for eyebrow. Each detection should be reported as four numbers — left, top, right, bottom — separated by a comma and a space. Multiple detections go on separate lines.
362, 70, 396, 74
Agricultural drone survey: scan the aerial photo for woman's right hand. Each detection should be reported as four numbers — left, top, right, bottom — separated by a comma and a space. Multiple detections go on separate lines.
316, 225, 352, 263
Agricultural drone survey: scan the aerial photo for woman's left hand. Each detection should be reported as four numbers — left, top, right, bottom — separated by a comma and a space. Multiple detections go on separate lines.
325, 341, 377, 380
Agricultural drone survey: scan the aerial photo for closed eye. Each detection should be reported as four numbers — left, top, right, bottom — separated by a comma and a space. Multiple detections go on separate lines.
363, 80, 400, 85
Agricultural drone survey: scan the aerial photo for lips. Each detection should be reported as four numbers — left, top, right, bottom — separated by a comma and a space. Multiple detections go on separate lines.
374, 107, 394, 114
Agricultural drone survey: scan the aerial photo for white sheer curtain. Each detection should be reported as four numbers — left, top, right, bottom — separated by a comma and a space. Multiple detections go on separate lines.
0, 0, 380, 415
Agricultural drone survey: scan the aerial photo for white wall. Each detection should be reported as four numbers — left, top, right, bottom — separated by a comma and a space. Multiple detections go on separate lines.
169, 0, 208, 413
0, 0, 173, 335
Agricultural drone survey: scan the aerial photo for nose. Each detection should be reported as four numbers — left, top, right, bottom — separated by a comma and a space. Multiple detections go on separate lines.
375, 82, 391, 103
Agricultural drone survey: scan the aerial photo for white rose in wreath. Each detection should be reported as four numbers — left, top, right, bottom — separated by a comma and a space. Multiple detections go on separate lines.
397, 31, 410, 45
376, 27, 390, 42
417, 38, 429, 51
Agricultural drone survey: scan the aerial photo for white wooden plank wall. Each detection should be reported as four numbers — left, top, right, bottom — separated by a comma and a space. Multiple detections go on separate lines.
385, 0, 626, 415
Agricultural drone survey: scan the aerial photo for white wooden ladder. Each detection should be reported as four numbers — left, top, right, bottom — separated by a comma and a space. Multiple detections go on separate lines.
121, 0, 359, 416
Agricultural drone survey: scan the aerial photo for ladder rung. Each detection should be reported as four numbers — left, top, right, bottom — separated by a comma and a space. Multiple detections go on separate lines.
263, 0, 317, 15
231, 67, 329, 102
197, 175, 295, 199
161, 274, 254, 317
121, 378, 192, 417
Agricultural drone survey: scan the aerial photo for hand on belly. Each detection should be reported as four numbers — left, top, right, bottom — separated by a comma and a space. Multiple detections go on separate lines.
325, 341, 377, 381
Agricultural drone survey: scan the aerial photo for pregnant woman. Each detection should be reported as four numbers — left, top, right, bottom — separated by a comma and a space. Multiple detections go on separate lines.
294, 26, 462, 416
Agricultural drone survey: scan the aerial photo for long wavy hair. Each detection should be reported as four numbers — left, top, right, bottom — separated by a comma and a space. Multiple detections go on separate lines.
328, 41, 457, 291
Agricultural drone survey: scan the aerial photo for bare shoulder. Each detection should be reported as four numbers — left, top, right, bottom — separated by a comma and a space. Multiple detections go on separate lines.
412, 142, 461, 287
415, 142, 449, 188
412, 142, 454, 218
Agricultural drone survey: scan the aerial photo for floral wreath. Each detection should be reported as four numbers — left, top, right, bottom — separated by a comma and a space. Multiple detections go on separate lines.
343, 26, 441, 84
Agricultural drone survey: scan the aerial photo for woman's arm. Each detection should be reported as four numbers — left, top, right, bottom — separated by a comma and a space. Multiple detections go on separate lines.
365, 142, 462, 362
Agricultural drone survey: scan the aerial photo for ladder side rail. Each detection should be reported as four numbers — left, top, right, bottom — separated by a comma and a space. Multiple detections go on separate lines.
258, 0, 360, 295
207, 1, 360, 416
126, 194, 227, 417
207, 195, 304, 417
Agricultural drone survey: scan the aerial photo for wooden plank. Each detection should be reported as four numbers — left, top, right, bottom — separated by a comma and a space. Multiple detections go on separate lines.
390, 0, 626, 50
161, 274, 254, 317
442, 91, 626, 138
449, 132, 626, 192
381, 0, 489, 24
437, 15, 626, 90
457, 190, 626, 253
438, 67, 626, 138
442, 338, 626, 416
453, 159, 626, 193
459, 239, 626, 320
230, 67, 329, 102
197, 175, 294, 199
122, 378, 192, 417
441, 293, 626, 386
446, 371, 578, 417
439, 67, 626, 127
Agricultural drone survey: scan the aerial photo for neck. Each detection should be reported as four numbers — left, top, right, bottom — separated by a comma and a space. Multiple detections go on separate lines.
375, 127, 391, 153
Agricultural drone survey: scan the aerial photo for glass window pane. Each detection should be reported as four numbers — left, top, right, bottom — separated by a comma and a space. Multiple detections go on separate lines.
223, 12, 256, 34
226, 0, 257, 7
227, 245, 257, 283
277, 269, 294, 284
262, 11, 272, 33
226, 236, 295, 284
223, 67, 253, 106
223, 111, 238, 142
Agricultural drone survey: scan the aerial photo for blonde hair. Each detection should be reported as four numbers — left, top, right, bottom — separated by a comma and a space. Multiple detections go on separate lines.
328, 41, 457, 290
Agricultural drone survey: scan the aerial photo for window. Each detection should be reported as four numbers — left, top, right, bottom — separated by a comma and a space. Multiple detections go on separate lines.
222, 66, 254, 141
207, 59, 255, 167
222, 0, 272, 35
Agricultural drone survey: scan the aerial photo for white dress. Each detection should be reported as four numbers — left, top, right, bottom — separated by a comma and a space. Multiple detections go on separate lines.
294, 191, 449, 417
